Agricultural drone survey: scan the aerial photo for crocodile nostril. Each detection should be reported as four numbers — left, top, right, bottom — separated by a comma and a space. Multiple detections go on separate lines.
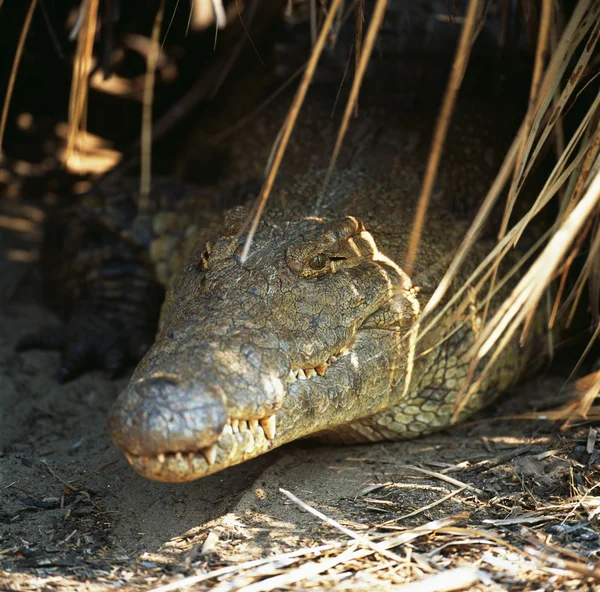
134, 375, 181, 397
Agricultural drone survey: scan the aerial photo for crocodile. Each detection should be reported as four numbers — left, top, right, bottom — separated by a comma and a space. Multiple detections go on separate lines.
20, 46, 549, 482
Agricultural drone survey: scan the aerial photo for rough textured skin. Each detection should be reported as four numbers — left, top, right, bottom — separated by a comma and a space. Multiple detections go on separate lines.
25, 48, 548, 482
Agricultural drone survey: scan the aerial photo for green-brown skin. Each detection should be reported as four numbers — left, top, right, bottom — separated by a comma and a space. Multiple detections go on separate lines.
23, 54, 546, 483
108, 165, 545, 483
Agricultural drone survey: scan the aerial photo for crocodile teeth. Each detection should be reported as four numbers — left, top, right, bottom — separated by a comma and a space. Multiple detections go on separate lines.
222, 423, 233, 437
231, 419, 239, 433
249, 419, 259, 432
203, 445, 217, 466
239, 420, 248, 432
260, 415, 276, 440
296, 368, 307, 380
157, 453, 166, 464
175, 452, 184, 462
305, 368, 317, 379
315, 363, 327, 376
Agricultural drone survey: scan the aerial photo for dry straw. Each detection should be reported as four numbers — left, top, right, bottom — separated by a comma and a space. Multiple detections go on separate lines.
4, 0, 598, 426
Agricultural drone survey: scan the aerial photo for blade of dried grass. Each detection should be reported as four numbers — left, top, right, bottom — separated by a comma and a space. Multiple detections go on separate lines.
560, 117, 600, 321
148, 541, 349, 592
476, 168, 600, 362
432, 88, 600, 419
316, 0, 389, 202
139, 0, 165, 212
416, 225, 552, 359
549, 218, 592, 328
561, 482, 600, 524
416, 127, 523, 331
66, 0, 99, 159
438, 526, 528, 556
549, 9, 567, 166
561, 345, 600, 421
239, 0, 344, 263
280, 488, 406, 563
500, 0, 552, 237
481, 0, 554, 345
510, 9, 600, 251
418, 0, 598, 333
396, 466, 484, 495
354, 0, 364, 106
417, 139, 584, 356
506, 0, 596, 207
378, 486, 468, 526
519, 85, 600, 226
162, 0, 181, 50
452, 175, 600, 419
394, 567, 480, 592
525, 547, 600, 581
403, 0, 484, 276
228, 544, 367, 592
556, 296, 600, 398
0, 0, 38, 155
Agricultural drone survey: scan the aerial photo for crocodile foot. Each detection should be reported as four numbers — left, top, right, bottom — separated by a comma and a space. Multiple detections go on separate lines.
16, 310, 154, 383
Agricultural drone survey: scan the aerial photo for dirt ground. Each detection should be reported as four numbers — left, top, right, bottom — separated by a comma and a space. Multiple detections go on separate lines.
1, 190, 599, 591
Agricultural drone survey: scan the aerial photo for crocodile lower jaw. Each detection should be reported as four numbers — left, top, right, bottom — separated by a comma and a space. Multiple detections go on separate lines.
123, 414, 278, 482
119, 353, 348, 482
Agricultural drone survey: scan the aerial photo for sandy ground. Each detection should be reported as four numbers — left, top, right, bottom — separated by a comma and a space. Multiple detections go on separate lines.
1, 189, 599, 591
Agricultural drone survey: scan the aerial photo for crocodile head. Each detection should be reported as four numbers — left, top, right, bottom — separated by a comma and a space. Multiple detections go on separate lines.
108, 206, 420, 482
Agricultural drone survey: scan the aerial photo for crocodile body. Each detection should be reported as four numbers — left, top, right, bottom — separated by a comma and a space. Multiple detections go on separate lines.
26, 44, 549, 482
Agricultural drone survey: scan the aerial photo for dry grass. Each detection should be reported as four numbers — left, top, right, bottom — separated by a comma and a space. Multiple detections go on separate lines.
1, 1, 599, 590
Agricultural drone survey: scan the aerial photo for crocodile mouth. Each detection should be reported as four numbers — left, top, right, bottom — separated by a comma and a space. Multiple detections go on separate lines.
121, 355, 342, 482
124, 413, 278, 482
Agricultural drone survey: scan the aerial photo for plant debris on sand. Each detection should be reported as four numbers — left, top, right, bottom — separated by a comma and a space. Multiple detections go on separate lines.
1, 0, 600, 590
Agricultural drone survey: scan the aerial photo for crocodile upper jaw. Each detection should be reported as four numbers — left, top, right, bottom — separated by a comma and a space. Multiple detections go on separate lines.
108, 316, 417, 483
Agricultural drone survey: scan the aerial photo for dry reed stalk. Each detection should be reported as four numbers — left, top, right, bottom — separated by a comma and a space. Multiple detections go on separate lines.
66, 0, 100, 160
139, 0, 165, 213
239, 0, 345, 262
404, 0, 484, 276
0, 0, 38, 155
317, 0, 389, 202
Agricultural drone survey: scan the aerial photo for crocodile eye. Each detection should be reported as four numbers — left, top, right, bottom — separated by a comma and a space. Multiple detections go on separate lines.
309, 253, 327, 270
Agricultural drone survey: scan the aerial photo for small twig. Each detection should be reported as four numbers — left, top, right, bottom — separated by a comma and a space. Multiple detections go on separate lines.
378, 486, 469, 526
148, 541, 349, 592
280, 488, 406, 563
228, 544, 367, 592
526, 546, 600, 582
398, 465, 484, 496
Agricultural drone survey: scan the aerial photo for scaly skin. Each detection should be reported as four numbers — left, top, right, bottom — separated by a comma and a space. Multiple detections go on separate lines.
25, 51, 547, 482
105, 61, 547, 481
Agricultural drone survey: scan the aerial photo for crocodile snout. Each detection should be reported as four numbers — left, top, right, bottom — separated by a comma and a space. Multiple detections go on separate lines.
108, 373, 228, 457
